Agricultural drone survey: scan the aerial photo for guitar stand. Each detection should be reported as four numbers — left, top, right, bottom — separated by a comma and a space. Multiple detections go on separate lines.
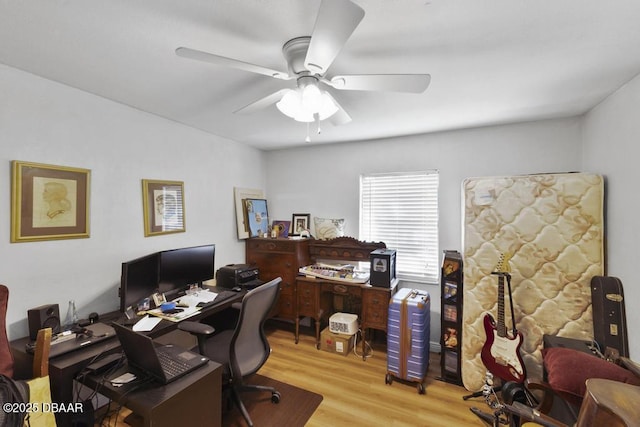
463, 371, 502, 404
463, 384, 501, 400
470, 407, 508, 427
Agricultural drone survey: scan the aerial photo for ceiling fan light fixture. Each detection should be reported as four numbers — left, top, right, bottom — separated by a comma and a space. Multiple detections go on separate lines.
317, 91, 339, 119
276, 89, 301, 119
276, 86, 338, 122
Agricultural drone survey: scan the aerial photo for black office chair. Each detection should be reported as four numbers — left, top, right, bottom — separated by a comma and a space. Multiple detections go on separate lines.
178, 277, 282, 427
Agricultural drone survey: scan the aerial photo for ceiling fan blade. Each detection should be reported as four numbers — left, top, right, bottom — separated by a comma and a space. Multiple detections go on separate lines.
329, 74, 431, 93
325, 92, 352, 125
304, 0, 365, 74
233, 89, 290, 115
176, 47, 291, 80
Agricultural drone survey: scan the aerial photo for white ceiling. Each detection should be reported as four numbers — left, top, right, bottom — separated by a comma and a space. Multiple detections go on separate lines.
2, 1, 640, 151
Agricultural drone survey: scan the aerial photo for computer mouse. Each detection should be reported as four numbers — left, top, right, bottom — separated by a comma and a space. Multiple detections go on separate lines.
232, 286, 242, 292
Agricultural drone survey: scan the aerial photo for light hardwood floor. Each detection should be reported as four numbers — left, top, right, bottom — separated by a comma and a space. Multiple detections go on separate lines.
261, 324, 484, 427
96, 323, 488, 426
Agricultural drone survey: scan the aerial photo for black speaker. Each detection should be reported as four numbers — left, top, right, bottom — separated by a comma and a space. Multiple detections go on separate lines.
27, 304, 61, 340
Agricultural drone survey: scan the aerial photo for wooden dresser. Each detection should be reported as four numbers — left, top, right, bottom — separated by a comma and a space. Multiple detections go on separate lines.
245, 238, 310, 319
295, 237, 398, 359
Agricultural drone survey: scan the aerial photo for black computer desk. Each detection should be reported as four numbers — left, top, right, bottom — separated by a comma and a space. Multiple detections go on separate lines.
80, 360, 222, 427
10, 287, 244, 427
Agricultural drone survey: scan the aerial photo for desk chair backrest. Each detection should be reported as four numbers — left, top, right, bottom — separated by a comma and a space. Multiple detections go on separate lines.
229, 277, 281, 380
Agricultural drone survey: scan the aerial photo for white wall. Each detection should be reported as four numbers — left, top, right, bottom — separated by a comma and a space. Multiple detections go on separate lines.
265, 118, 584, 346
0, 65, 266, 339
5, 59, 636, 359
582, 72, 640, 358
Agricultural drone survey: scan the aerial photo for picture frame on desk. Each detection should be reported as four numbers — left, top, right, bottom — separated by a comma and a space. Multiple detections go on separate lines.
11, 160, 91, 242
291, 213, 310, 236
272, 220, 291, 238
142, 179, 185, 237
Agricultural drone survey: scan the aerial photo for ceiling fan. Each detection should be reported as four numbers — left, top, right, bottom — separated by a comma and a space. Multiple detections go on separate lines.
175, 0, 430, 127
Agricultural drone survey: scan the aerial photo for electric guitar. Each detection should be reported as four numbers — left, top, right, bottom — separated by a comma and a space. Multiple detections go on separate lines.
480, 253, 526, 383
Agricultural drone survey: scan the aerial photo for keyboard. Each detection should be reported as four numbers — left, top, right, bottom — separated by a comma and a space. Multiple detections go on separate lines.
157, 349, 192, 378
215, 290, 239, 302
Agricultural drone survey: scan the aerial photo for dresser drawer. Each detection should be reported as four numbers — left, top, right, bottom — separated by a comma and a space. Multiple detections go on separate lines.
297, 281, 318, 317
362, 289, 390, 330
247, 238, 298, 253
248, 255, 293, 278
280, 278, 295, 296
278, 294, 296, 319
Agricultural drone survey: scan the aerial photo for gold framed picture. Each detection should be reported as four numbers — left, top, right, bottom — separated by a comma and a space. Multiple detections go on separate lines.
11, 161, 91, 243
142, 179, 185, 237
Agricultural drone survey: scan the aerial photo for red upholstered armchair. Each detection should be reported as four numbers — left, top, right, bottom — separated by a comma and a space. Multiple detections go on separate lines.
520, 347, 640, 426
0, 285, 15, 377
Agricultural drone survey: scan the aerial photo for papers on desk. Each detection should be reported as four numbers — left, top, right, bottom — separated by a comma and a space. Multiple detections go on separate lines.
146, 289, 218, 323
133, 315, 162, 332
177, 289, 217, 307
146, 306, 200, 322
299, 263, 370, 284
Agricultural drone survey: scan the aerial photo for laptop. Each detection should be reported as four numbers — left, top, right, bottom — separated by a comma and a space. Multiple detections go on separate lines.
112, 322, 208, 384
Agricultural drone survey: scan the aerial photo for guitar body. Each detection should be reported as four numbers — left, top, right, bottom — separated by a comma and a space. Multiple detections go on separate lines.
481, 312, 526, 383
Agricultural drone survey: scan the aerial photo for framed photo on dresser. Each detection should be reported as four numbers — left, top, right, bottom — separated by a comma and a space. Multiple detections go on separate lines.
244, 198, 269, 237
291, 213, 310, 236
234, 187, 264, 239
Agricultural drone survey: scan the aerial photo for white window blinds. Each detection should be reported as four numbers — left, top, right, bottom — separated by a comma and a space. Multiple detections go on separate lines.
359, 171, 439, 284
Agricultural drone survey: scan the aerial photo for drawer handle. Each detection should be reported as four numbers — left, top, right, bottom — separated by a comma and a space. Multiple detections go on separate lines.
334, 284, 347, 294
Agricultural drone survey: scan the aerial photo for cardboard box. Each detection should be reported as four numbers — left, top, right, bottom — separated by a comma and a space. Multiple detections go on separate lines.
320, 327, 355, 356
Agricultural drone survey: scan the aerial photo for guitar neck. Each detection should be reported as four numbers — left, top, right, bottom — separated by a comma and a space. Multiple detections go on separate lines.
496, 273, 507, 337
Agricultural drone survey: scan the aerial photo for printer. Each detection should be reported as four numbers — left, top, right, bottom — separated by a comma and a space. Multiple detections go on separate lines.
216, 264, 263, 290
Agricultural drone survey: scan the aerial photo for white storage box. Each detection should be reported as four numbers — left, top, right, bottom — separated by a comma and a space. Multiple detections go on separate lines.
329, 313, 358, 335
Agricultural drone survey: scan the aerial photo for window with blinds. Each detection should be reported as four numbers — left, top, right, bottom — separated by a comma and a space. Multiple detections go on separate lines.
359, 171, 439, 284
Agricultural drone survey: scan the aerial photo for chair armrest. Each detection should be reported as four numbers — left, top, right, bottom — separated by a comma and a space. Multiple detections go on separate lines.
620, 357, 640, 378
33, 328, 52, 377
525, 378, 556, 414
178, 321, 215, 337
502, 402, 568, 427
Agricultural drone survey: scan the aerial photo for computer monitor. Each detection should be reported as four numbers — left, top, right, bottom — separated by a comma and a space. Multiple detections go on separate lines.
119, 252, 159, 312
158, 244, 215, 297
